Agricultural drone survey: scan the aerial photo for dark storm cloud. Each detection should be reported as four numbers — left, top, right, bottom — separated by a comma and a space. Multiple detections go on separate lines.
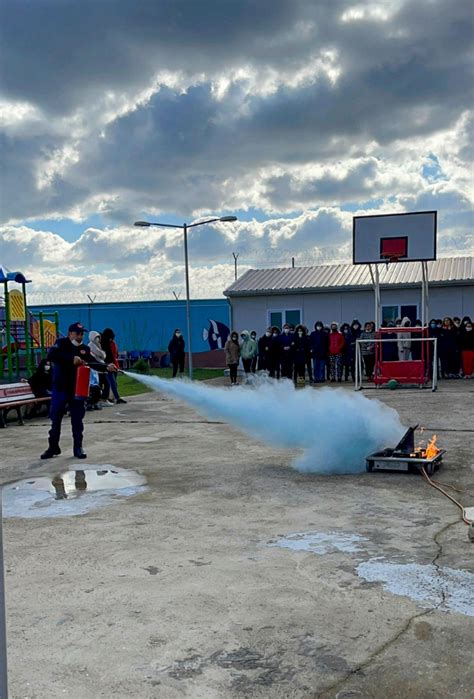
0, 0, 303, 114
0, 0, 472, 234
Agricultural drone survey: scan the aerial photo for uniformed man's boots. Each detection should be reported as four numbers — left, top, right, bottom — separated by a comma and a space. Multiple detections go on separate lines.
73, 446, 87, 459
40, 444, 61, 459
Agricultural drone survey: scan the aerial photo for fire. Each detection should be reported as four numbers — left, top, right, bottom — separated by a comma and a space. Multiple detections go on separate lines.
424, 435, 440, 459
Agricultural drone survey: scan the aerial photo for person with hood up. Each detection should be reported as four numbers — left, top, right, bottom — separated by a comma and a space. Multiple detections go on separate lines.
239, 330, 258, 379
328, 322, 346, 382
397, 317, 412, 361
101, 328, 127, 403
347, 319, 361, 380
293, 325, 311, 385
168, 328, 186, 377
279, 323, 295, 379
224, 331, 241, 385
309, 321, 328, 383
360, 321, 376, 380
459, 318, 474, 378
257, 327, 273, 372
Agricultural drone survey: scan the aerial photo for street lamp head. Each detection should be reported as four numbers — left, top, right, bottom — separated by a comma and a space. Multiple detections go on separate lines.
219, 216, 238, 223
134, 221, 151, 227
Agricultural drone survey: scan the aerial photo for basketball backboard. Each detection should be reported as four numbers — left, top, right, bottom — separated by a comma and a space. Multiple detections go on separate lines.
353, 211, 437, 265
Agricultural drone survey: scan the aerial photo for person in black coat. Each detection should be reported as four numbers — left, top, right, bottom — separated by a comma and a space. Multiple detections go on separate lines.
309, 321, 329, 382
257, 327, 273, 372
293, 325, 311, 384
381, 321, 398, 361
168, 328, 185, 377
41, 322, 117, 460
279, 324, 295, 379
439, 317, 459, 378
268, 327, 281, 378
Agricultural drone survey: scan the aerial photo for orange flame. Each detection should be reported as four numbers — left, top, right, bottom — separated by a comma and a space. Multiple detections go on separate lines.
424, 435, 439, 459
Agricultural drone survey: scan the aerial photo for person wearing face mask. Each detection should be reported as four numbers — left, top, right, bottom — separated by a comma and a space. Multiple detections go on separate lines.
279, 323, 295, 380
459, 318, 474, 378
168, 328, 186, 377
309, 321, 329, 383
41, 322, 117, 460
328, 322, 346, 382
257, 327, 273, 372
240, 330, 258, 380
268, 327, 281, 378
293, 325, 310, 385
347, 320, 361, 380
250, 331, 258, 372
224, 331, 241, 385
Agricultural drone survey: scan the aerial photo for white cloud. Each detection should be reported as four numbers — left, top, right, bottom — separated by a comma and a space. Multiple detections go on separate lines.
0, 0, 472, 300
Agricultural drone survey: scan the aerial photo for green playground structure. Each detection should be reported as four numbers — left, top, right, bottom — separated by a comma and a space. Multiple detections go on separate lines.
0, 268, 59, 382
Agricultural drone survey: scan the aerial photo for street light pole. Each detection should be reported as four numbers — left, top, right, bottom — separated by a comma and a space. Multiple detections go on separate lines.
134, 215, 237, 380
182, 223, 193, 380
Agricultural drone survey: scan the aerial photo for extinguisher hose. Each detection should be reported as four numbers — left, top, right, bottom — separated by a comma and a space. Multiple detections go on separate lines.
420, 466, 472, 526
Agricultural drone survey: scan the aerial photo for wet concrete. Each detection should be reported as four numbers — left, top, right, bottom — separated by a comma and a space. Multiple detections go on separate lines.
1, 379, 473, 698
3, 468, 147, 518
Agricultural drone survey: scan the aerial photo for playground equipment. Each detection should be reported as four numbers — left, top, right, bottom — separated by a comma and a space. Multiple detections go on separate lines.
0, 268, 58, 381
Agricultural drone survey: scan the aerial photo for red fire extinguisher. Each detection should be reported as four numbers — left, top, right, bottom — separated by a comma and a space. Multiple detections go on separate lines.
75, 364, 91, 400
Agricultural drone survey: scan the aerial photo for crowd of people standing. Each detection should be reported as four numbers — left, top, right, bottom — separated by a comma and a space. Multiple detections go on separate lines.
223, 315, 474, 386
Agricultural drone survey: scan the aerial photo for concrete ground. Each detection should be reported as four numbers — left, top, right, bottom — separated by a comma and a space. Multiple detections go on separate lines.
1, 379, 473, 698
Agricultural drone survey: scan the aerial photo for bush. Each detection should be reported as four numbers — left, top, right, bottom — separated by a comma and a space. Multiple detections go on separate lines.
131, 358, 150, 374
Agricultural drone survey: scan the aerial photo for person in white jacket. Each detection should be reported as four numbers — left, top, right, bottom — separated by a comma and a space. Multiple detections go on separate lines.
397, 317, 412, 361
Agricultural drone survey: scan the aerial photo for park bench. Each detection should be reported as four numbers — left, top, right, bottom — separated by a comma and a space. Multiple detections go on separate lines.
0, 382, 51, 428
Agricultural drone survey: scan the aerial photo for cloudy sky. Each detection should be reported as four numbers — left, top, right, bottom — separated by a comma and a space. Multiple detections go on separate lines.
1, 0, 472, 304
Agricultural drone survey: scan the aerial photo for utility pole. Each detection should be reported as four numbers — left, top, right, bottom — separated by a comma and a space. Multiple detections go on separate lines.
232, 252, 239, 280
86, 294, 96, 330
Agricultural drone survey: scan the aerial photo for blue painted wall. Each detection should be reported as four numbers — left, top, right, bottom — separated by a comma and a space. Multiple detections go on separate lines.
30, 299, 231, 353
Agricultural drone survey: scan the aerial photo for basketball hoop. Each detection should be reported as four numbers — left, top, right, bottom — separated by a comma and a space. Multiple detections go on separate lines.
380, 253, 401, 267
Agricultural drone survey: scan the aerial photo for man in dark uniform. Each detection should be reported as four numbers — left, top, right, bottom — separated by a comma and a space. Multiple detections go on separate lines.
41, 322, 117, 460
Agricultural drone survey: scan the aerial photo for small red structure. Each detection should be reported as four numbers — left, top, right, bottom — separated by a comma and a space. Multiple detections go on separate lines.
374, 326, 431, 386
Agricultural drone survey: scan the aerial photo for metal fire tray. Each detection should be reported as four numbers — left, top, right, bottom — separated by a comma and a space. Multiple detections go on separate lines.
366, 425, 445, 475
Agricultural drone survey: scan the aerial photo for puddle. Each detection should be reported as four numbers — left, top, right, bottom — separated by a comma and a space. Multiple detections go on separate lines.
2, 466, 148, 518
356, 560, 474, 617
270, 531, 367, 555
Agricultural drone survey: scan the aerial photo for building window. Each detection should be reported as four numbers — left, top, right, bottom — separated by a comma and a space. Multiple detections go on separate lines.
268, 309, 302, 329
382, 304, 418, 324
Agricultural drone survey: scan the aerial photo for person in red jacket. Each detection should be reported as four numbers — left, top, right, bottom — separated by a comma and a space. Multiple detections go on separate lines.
328, 322, 346, 382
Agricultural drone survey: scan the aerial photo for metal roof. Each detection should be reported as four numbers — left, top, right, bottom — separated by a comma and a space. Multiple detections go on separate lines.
224, 256, 474, 297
